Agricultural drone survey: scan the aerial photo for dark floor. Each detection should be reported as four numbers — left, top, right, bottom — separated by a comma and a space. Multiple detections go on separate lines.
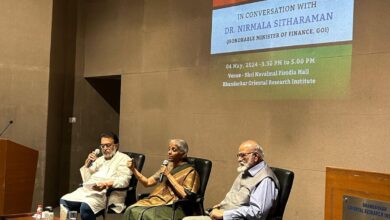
53, 207, 122, 220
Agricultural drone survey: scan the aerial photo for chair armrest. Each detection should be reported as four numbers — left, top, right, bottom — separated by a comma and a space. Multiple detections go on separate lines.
172, 193, 201, 205
172, 198, 193, 208
171, 197, 201, 218
172, 193, 203, 210
107, 186, 134, 196
138, 193, 150, 200
195, 195, 204, 203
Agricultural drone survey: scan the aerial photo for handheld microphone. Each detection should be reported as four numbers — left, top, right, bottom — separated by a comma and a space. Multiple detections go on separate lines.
0, 120, 13, 137
159, 160, 169, 183
87, 148, 101, 167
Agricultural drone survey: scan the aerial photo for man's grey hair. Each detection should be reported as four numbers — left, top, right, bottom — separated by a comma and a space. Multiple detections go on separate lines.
254, 143, 265, 159
170, 139, 188, 154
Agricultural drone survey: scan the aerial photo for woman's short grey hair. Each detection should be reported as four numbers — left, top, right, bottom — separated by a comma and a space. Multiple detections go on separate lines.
170, 139, 188, 154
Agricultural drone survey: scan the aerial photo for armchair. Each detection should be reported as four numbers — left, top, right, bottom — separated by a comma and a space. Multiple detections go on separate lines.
267, 167, 294, 220
172, 157, 213, 219
102, 152, 145, 218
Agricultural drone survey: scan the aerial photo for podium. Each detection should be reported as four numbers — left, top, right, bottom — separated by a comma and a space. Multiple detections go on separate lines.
325, 167, 390, 219
0, 139, 38, 215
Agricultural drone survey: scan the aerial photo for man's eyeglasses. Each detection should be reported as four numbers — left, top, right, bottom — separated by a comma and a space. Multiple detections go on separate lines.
100, 143, 114, 149
236, 152, 256, 158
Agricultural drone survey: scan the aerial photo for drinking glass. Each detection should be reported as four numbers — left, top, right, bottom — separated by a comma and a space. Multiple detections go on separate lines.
68, 211, 77, 220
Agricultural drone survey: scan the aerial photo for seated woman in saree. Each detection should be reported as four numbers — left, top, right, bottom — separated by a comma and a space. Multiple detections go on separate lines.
123, 139, 200, 220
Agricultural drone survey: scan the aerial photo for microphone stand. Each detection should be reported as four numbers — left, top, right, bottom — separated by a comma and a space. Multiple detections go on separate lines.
0, 120, 14, 137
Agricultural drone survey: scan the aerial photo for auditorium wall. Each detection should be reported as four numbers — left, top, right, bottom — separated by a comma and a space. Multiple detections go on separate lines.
0, 0, 115, 209
0, 0, 54, 209
76, 0, 390, 219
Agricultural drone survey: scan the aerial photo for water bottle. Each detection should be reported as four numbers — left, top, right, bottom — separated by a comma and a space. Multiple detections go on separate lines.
43, 206, 53, 220
36, 204, 43, 220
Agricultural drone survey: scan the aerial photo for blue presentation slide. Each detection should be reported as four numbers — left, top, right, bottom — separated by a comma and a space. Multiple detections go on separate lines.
211, 0, 354, 54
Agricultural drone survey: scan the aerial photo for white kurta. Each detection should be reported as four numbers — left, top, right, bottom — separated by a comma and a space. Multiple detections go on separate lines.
61, 151, 132, 214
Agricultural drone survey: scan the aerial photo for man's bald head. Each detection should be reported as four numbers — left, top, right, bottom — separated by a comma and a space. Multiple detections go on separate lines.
236, 140, 265, 172
239, 140, 264, 160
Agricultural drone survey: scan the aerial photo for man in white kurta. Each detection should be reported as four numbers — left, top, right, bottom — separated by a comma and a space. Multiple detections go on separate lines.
60, 132, 132, 220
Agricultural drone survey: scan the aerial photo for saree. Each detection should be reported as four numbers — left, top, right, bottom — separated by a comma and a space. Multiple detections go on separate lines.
123, 162, 200, 220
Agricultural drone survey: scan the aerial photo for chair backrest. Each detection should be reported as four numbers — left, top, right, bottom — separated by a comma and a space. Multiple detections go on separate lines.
186, 157, 212, 198
268, 167, 294, 220
124, 152, 145, 206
